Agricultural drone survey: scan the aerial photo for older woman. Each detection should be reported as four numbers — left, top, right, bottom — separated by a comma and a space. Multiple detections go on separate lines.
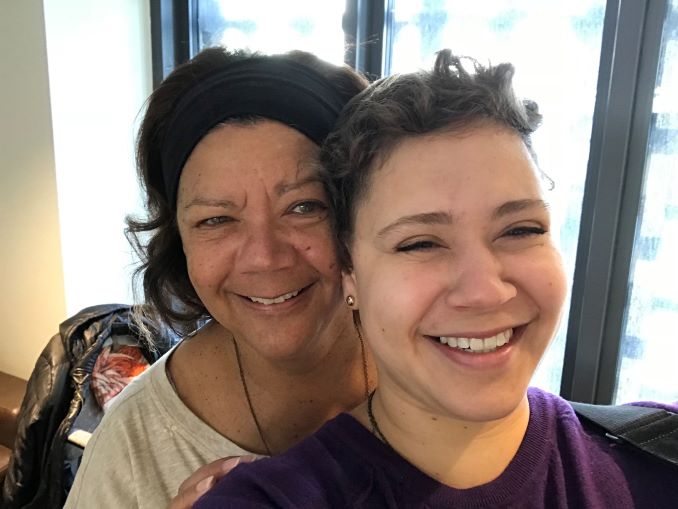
64, 48, 376, 509
194, 50, 678, 508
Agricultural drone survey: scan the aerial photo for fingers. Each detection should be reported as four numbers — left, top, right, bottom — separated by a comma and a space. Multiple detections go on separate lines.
168, 474, 214, 509
168, 455, 261, 509
176, 457, 237, 495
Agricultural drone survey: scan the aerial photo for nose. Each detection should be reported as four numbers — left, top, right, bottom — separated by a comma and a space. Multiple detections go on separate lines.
238, 221, 297, 273
445, 247, 517, 310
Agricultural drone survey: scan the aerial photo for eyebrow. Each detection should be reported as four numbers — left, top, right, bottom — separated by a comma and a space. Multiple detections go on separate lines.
376, 199, 548, 238
182, 197, 237, 210
376, 211, 453, 239
491, 199, 549, 219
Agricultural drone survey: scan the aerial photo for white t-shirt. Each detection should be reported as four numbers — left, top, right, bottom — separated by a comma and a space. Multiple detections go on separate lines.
64, 347, 251, 509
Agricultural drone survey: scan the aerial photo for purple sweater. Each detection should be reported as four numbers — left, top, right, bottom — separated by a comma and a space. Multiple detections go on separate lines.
195, 388, 678, 508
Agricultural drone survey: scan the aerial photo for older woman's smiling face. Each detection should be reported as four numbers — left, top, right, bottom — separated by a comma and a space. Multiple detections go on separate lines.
176, 120, 349, 362
343, 125, 567, 421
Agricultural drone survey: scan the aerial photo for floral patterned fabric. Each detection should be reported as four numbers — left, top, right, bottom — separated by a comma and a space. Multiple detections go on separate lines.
91, 341, 149, 411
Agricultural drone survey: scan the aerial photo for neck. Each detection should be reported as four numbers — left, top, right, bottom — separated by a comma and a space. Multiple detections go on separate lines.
227, 319, 376, 454
231, 315, 371, 395
168, 317, 376, 456
354, 387, 530, 488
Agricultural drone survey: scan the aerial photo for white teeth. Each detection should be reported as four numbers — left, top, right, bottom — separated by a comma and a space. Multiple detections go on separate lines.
438, 329, 513, 353
485, 336, 497, 350
249, 289, 301, 305
496, 330, 509, 347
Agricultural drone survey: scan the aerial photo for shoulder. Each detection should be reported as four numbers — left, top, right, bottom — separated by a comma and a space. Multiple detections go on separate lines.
73, 352, 172, 455
526, 388, 678, 505
526, 387, 586, 443
72, 344, 243, 455
195, 414, 382, 509
66, 348, 250, 507
527, 387, 671, 456
64, 353, 176, 506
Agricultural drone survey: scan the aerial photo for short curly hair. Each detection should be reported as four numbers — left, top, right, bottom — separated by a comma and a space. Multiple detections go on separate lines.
126, 47, 368, 337
321, 49, 543, 270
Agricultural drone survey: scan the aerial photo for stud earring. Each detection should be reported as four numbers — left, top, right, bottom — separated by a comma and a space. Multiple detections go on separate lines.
346, 295, 355, 307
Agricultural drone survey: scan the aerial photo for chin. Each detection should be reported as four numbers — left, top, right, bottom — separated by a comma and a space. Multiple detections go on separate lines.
259, 323, 339, 360
439, 387, 529, 423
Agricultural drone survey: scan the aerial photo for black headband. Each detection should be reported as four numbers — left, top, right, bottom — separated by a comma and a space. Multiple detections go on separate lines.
160, 57, 347, 206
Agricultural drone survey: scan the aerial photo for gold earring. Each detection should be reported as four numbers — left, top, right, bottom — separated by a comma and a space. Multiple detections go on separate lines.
346, 295, 355, 307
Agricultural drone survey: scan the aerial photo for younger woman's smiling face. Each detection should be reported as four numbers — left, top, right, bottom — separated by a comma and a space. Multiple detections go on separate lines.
343, 124, 567, 422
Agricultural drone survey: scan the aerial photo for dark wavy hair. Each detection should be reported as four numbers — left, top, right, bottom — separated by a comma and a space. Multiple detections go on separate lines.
127, 47, 368, 337
321, 49, 544, 270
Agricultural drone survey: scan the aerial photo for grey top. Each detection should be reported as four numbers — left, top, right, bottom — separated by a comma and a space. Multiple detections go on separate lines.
64, 346, 251, 509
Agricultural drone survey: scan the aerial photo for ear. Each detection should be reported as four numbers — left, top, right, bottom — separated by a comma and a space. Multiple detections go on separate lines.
342, 270, 359, 309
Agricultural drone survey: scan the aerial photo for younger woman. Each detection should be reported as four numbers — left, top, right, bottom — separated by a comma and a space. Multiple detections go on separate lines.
194, 50, 678, 508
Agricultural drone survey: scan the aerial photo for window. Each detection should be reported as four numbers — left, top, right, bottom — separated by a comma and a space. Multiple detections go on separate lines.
151, 0, 678, 404
195, 0, 345, 65
614, 0, 678, 403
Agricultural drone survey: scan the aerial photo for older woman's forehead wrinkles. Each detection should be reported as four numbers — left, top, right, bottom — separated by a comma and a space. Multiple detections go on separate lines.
492, 199, 548, 220
376, 211, 454, 239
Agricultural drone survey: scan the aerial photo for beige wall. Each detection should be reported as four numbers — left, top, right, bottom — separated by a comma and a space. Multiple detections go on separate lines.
0, 0, 151, 380
0, 0, 66, 379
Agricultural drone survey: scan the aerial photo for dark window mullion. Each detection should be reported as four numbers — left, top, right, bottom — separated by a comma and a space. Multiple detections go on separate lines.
561, 0, 668, 404
596, 0, 669, 403
173, 0, 192, 63
151, 0, 176, 88
150, 0, 195, 88
343, 0, 386, 79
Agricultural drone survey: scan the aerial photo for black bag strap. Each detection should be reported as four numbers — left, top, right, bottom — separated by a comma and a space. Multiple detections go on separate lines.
570, 401, 678, 468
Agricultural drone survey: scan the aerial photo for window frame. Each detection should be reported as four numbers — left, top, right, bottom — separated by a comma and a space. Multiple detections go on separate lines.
561, 0, 669, 403
149, 0, 672, 404
150, 0, 196, 89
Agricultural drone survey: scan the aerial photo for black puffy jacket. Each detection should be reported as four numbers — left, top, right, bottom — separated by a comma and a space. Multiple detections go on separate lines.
1, 304, 174, 509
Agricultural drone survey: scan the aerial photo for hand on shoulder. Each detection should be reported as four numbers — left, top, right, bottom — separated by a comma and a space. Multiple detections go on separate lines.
169, 455, 259, 509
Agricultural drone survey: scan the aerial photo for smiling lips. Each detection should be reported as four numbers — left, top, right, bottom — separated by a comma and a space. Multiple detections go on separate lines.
434, 328, 513, 353
245, 286, 517, 355
246, 287, 304, 305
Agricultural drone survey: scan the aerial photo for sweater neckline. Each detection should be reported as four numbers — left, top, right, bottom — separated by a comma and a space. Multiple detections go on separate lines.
328, 388, 555, 507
